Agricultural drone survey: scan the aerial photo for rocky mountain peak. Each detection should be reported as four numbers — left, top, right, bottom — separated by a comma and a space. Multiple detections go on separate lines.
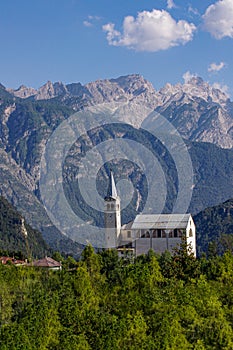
110, 74, 155, 95
7, 85, 37, 99
82, 74, 158, 107
157, 76, 229, 106
34, 81, 67, 100
187, 76, 204, 86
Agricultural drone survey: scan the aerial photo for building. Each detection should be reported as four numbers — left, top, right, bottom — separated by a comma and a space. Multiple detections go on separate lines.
104, 172, 196, 257
30, 257, 62, 270
0, 256, 26, 266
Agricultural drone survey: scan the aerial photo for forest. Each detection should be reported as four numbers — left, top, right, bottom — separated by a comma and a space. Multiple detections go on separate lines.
0, 244, 233, 350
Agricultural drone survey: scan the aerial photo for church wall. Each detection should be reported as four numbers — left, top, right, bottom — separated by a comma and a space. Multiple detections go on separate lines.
135, 238, 151, 256
135, 237, 184, 256
167, 238, 182, 252
152, 238, 167, 254
186, 216, 196, 257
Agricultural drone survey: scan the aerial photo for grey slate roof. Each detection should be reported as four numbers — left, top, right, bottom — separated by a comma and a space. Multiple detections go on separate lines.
131, 214, 191, 230
105, 171, 118, 200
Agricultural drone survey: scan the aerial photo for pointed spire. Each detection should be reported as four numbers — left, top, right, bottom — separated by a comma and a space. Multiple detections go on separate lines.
106, 171, 118, 199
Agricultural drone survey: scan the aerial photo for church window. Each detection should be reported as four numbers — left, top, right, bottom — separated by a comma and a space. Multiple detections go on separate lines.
111, 204, 114, 209
162, 230, 166, 238
178, 229, 185, 237
127, 231, 131, 238
152, 229, 157, 238
189, 228, 193, 237
107, 204, 110, 210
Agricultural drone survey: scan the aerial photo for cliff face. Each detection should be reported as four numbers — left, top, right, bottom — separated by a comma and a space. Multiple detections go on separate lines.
152, 77, 233, 149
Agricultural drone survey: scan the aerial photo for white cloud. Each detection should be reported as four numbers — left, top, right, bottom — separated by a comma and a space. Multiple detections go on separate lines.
88, 15, 101, 21
103, 9, 196, 52
208, 62, 226, 72
203, 0, 233, 39
167, 0, 176, 9
188, 6, 200, 16
83, 15, 101, 27
83, 20, 92, 27
183, 71, 196, 83
102, 23, 121, 43
212, 82, 229, 96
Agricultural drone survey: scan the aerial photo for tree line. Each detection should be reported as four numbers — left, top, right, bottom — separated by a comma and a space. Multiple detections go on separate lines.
0, 243, 233, 349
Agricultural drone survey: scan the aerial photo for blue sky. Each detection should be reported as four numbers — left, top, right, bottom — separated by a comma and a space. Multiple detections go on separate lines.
1, 0, 233, 96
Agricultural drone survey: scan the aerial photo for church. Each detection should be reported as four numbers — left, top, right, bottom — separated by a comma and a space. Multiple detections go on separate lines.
104, 172, 196, 257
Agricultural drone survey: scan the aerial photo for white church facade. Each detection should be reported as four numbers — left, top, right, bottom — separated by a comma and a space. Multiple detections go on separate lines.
104, 172, 196, 257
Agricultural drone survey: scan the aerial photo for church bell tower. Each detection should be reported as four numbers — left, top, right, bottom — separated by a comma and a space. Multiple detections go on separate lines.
104, 171, 121, 248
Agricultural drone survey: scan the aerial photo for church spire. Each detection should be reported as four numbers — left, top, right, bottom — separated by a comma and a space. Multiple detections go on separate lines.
105, 171, 118, 200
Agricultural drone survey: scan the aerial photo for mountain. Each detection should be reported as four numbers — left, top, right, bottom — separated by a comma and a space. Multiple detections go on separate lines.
0, 74, 233, 253
194, 198, 233, 256
153, 77, 233, 149
6, 74, 233, 148
0, 196, 49, 258
60, 124, 233, 228
0, 144, 84, 257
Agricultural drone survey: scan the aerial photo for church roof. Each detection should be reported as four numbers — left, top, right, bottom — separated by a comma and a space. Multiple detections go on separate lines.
105, 171, 118, 200
131, 214, 191, 230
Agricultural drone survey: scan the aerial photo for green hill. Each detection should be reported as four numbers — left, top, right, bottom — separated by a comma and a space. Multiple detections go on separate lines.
0, 196, 50, 259
194, 198, 233, 256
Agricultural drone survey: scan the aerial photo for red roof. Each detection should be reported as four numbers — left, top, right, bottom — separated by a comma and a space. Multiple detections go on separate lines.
0, 256, 25, 265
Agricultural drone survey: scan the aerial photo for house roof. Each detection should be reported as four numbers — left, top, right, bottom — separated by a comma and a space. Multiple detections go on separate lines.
131, 214, 191, 230
31, 257, 61, 268
0, 256, 25, 265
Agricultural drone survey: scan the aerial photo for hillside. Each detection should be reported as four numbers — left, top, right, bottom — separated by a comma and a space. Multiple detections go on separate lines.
0, 196, 49, 258
0, 247, 233, 349
194, 198, 233, 256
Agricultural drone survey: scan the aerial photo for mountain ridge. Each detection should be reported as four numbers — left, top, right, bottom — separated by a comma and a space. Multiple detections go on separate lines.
4, 74, 233, 149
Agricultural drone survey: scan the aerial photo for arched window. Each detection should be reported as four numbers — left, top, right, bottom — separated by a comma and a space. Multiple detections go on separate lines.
189, 228, 193, 237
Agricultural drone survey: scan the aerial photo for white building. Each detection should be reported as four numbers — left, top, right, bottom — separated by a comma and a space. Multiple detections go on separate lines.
104, 172, 196, 257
